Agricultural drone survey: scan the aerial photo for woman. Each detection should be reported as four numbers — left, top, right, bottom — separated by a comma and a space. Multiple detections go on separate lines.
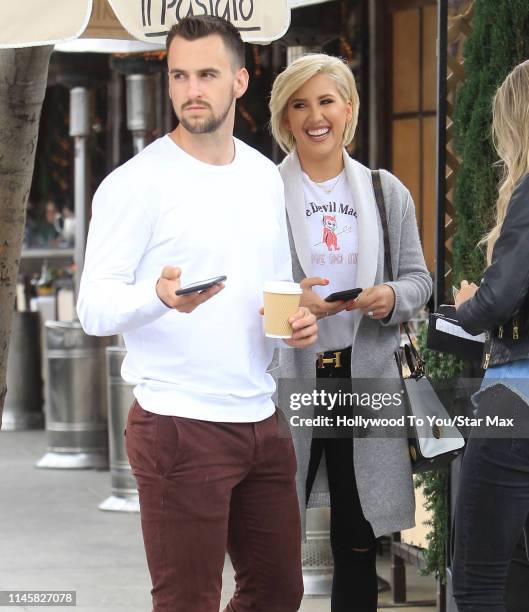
453, 60, 529, 612
269, 54, 432, 611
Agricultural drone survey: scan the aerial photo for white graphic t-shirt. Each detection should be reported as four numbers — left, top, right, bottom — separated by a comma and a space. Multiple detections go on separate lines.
302, 170, 358, 352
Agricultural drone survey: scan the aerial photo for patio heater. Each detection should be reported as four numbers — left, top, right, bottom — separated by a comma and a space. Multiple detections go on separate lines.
70, 85, 91, 296
126, 73, 156, 155
99, 345, 139, 513
35, 54, 111, 470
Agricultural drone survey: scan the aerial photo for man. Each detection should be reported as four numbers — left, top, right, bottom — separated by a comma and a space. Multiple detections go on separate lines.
77, 15, 316, 612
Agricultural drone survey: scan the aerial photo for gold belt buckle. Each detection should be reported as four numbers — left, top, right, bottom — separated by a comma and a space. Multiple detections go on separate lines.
317, 351, 342, 369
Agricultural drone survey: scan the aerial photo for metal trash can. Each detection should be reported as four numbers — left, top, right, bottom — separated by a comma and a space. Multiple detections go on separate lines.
2, 312, 44, 431
99, 346, 139, 512
302, 507, 333, 596
36, 321, 108, 469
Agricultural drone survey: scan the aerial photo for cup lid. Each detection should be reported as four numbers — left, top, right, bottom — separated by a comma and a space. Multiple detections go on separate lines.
264, 281, 302, 295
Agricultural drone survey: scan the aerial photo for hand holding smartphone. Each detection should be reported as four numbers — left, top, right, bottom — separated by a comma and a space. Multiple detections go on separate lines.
175, 275, 227, 296
324, 287, 362, 303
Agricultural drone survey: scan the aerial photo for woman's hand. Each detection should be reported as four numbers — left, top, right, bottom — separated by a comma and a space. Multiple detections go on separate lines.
349, 284, 396, 320
299, 277, 346, 320
454, 280, 479, 309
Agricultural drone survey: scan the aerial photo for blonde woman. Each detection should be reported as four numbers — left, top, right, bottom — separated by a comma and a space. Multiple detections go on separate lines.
453, 60, 529, 611
269, 55, 432, 611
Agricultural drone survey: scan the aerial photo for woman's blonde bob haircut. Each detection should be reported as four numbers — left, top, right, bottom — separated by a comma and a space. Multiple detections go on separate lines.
269, 53, 360, 154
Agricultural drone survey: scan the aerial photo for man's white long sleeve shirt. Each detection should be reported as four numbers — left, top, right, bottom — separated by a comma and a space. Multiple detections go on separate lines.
77, 136, 293, 422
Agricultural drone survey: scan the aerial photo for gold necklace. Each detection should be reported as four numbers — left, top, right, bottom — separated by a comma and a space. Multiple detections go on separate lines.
316, 171, 344, 194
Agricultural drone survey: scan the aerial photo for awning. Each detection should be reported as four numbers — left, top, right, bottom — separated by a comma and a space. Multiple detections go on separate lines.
54, 40, 164, 55
0, 0, 292, 48
289, 0, 334, 7
0, 0, 337, 50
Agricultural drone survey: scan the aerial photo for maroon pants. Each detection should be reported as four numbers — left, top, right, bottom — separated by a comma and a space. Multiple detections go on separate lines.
125, 401, 303, 612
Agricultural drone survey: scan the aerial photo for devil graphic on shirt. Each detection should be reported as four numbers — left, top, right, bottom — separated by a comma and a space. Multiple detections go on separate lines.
322, 215, 340, 251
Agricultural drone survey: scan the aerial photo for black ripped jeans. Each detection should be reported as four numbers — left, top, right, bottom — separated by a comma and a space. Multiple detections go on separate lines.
306, 348, 378, 612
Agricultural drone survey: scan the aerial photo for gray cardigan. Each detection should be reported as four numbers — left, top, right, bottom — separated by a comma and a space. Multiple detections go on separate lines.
276, 150, 433, 539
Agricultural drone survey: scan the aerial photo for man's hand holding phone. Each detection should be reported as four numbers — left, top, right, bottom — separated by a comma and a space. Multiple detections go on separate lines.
156, 266, 225, 313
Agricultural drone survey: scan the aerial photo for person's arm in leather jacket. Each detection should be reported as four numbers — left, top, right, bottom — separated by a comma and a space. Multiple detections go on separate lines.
457, 174, 529, 336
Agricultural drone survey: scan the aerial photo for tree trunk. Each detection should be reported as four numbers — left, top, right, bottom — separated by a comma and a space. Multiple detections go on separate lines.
0, 46, 52, 428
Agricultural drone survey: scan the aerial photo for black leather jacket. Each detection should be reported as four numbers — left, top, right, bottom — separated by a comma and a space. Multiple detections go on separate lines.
457, 173, 529, 368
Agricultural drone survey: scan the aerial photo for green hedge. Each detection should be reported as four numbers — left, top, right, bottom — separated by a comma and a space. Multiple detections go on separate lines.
453, 0, 529, 284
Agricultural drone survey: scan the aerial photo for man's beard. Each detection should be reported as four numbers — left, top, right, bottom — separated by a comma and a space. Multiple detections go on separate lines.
178, 95, 234, 134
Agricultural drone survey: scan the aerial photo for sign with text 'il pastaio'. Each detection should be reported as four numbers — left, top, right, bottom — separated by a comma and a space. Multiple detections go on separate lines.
0, 0, 292, 49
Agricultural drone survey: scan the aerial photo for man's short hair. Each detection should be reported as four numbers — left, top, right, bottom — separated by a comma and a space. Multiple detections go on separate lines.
166, 16, 245, 69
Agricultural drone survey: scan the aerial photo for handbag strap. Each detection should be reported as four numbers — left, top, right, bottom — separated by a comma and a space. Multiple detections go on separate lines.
371, 170, 424, 374
371, 170, 394, 283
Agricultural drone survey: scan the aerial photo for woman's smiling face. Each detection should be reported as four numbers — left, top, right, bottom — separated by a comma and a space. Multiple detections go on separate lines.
283, 72, 353, 161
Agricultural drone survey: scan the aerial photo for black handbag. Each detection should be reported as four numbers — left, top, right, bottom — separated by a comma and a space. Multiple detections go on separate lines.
371, 170, 465, 472
426, 304, 485, 362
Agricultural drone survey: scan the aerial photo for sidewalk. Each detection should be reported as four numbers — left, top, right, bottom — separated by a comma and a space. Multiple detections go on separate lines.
0, 430, 436, 611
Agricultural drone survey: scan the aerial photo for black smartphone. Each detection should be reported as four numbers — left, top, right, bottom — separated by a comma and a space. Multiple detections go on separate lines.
175, 275, 227, 296
324, 288, 362, 302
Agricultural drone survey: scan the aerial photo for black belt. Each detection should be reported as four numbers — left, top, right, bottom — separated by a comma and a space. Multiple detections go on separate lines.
316, 346, 352, 370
